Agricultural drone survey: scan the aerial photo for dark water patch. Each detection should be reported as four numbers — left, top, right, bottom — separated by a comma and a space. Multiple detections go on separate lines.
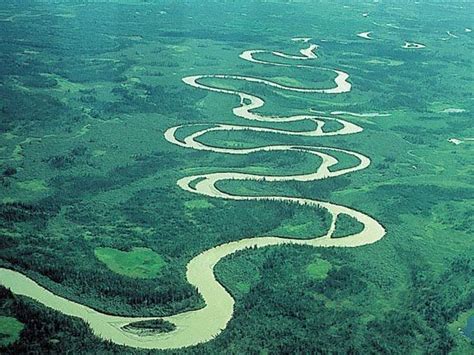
463, 314, 474, 340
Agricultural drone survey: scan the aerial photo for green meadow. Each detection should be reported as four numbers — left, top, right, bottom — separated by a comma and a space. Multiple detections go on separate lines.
94, 247, 166, 279
0, 316, 24, 347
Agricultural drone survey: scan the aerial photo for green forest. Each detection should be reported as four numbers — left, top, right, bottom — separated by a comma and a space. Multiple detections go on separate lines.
0, 0, 473, 353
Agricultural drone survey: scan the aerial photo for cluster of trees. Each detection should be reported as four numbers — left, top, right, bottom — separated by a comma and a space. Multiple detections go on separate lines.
407, 257, 474, 352
332, 214, 364, 238
121, 186, 323, 254
103, 82, 206, 118
218, 175, 351, 203
209, 248, 472, 354
42, 144, 88, 170
0, 84, 73, 132
0, 202, 56, 227
370, 183, 473, 224
20, 75, 58, 89
123, 319, 176, 335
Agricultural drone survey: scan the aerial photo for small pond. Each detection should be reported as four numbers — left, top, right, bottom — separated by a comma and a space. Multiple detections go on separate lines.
462, 314, 474, 341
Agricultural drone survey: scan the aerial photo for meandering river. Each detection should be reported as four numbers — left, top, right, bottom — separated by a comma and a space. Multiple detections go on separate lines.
0, 40, 386, 349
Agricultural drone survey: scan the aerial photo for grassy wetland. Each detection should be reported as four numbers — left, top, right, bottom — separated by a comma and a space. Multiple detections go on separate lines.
0, 0, 473, 353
